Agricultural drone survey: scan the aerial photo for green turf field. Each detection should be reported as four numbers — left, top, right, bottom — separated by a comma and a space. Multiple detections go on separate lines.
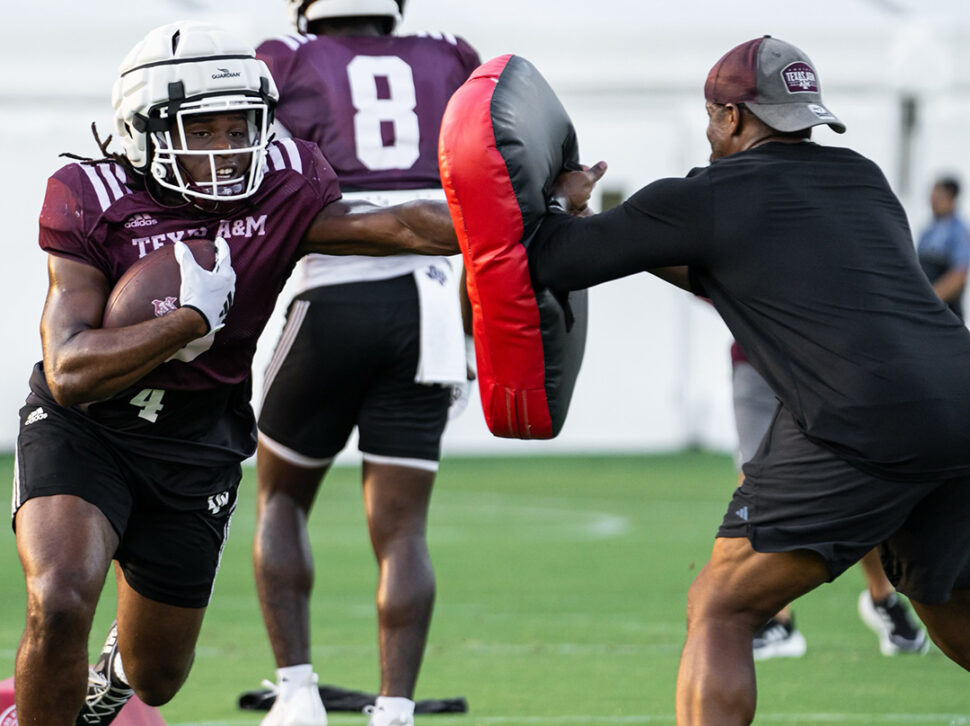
0, 452, 967, 725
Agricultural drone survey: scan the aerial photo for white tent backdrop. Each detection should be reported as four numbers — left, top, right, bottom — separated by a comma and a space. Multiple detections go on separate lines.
2, 1, 969, 459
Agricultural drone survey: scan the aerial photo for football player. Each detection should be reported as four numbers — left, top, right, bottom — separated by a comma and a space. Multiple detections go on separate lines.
12, 20, 460, 726
251, 3, 480, 725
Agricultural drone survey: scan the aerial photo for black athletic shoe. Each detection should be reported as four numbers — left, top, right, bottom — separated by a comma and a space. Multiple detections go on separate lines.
752, 616, 807, 660
75, 621, 134, 725
858, 591, 929, 656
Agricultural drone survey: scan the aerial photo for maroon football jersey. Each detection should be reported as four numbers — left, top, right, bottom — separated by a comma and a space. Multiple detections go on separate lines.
258, 31, 480, 191
27, 138, 341, 463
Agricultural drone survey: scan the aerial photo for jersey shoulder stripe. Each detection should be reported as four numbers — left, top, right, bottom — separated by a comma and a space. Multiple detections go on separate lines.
78, 161, 134, 213
266, 33, 314, 52
266, 138, 305, 175
414, 30, 459, 45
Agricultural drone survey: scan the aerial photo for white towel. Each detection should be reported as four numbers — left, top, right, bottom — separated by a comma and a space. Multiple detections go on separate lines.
413, 257, 467, 385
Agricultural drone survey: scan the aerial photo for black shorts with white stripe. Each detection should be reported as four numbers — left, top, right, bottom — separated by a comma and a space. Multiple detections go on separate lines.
719, 404, 970, 604
257, 274, 451, 468
14, 398, 241, 608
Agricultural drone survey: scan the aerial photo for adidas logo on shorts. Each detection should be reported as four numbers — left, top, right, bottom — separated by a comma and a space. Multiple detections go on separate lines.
24, 407, 48, 426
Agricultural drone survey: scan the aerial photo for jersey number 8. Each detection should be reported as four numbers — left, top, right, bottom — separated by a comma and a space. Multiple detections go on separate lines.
347, 56, 420, 171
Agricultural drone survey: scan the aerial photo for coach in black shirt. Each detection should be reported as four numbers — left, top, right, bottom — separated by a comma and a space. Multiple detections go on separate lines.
530, 35, 970, 726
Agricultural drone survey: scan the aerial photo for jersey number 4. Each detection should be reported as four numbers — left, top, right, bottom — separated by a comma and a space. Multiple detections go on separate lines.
347, 56, 420, 170
130, 388, 165, 423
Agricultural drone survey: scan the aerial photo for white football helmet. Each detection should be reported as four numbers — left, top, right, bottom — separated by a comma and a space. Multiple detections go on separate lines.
112, 21, 279, 203
288, 0, 403, 33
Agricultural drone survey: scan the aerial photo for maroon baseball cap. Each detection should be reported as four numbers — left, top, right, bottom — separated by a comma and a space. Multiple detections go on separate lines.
705, 35, 845, 134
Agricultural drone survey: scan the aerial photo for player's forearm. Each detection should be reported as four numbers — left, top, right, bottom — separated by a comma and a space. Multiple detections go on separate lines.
392, 200, 460, 255
43, 309, 205, 406
300, 200, 459, 257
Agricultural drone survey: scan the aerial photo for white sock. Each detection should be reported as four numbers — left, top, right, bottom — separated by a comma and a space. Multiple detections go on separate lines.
374, 696, 415, 718
276, 663, 314, 701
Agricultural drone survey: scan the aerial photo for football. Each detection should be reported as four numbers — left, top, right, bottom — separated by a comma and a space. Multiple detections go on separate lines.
101, 239, 217, 328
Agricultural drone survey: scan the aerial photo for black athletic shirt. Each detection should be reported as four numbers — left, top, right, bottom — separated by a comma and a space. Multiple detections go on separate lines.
530, 141, 970, 481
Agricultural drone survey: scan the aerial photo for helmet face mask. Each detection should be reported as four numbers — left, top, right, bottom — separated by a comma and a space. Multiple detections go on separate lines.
150, 96, 271, 202
112, 22, 279, 204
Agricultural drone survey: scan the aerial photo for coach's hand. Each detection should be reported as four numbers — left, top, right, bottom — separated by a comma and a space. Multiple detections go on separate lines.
175, 237, 236, 335
548, 161, 608, 215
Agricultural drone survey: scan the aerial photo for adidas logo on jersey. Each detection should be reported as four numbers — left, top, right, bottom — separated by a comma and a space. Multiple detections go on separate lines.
124, 213, 158, 229
24, 407, 48, 426
735, 506, 749, 521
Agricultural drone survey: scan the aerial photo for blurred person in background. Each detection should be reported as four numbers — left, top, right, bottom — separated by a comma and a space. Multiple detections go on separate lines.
251, 2, 479, 725
916, 176, 970, 320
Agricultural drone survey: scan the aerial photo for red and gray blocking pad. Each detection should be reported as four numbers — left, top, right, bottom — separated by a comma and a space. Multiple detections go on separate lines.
439, 55, 587, 439
0, 676, 166, 725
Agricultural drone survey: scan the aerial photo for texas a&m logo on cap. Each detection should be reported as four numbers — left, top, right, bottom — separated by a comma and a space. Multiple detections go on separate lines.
781, 62, 818, 93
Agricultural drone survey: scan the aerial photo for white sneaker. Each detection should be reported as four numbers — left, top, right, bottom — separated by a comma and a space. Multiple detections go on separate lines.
260, 674, 327, 726
752, 616, 807, 660
857, 590, 929, 656
364, 703, 414, 726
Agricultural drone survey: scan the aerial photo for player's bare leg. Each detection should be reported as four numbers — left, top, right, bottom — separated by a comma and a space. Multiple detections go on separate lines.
15, 495, 117, 725
859, 548, 893, 600
253, 440, 329, 667
113, 567, 206, 704
676, 537, 830, 726
910, 588, 970, 669
362, 460, 436, 698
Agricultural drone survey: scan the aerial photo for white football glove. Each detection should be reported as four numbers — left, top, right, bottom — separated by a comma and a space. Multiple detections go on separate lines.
175, 237, 236, 335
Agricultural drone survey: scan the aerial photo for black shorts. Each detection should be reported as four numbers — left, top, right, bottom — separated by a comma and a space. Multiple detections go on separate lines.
257, 275, 451, 468
718, 405, 970, 604
14, 401, 240, 608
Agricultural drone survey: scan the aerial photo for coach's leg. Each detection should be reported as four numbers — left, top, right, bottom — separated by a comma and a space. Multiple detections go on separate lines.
253, 440, 329, 667
909, 588, 970, 669
362, 460, 436, 697
15, 495, 118, 725
114, 567, 206, 705
676, 536, 830, 726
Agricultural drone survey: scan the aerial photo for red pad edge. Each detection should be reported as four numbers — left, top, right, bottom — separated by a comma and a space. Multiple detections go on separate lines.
439, 55, 554, 439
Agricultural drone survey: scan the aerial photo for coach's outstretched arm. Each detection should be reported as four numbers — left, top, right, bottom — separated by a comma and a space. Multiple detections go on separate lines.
530, 171, 710, 293
299, 199, 459, 257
